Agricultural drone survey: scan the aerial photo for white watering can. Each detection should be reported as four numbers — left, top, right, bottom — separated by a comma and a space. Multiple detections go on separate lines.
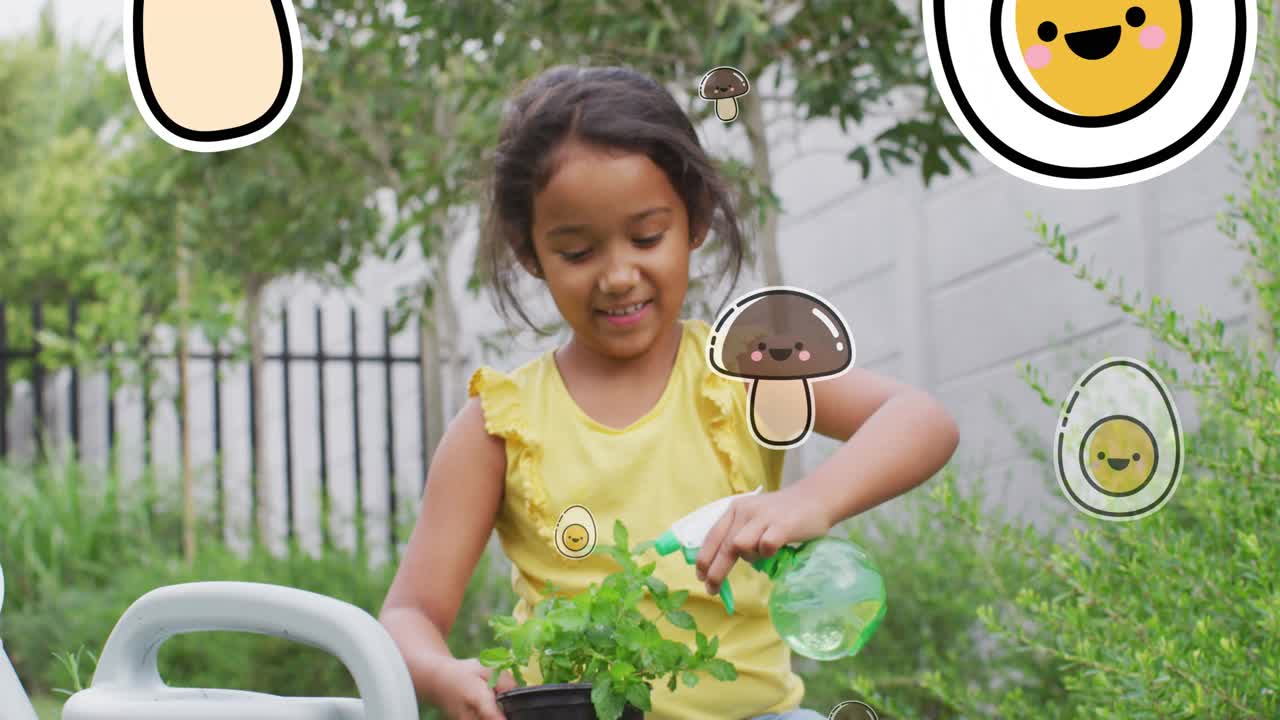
0, 560, 420, 720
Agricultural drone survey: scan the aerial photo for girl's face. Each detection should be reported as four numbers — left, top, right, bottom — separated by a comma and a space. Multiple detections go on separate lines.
529, 139, 703, 361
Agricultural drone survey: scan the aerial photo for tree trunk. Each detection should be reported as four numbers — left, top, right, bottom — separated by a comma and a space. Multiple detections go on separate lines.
433, 227, 465, 418
741, 68, 784, 288
419, 301, 446, 476
178, 244, 196, 563
245, 274, 270, 549
418, 219, 461, 477
739, 67, 806, 483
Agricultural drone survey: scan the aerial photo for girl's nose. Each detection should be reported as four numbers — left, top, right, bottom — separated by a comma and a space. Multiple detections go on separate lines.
598, 254, 640, 295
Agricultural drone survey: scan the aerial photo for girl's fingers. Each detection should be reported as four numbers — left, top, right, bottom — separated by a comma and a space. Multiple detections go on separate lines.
695, 503, 737, 581
705, 517, 765, 593
493, 670, 518, 694
731, 517, 770, 563
469, 685, 507, 720
758, 524, 788, 556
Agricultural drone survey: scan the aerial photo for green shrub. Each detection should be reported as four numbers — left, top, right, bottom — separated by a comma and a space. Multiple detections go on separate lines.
0, 452, 187, 689
795, 474, 1073, 718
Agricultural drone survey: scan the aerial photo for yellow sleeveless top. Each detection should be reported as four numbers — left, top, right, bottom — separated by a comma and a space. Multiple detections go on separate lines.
468, 319, 805, 720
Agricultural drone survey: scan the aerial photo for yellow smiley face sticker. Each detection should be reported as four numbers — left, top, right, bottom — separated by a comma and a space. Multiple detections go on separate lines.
923, 0, 1257, 188
1015, 1, 1187, 119
1083, 416, 1158, 495
561, 524, 590, 552
1055, 358, 1182, 521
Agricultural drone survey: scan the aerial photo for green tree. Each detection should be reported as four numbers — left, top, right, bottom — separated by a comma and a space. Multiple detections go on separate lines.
294, 1, 519, 458
124, 120, 384, 548
0, 10, 132, 352
0, 17, 387, 546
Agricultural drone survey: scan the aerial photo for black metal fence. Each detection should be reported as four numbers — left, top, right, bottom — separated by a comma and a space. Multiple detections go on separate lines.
0, 300, 428, 550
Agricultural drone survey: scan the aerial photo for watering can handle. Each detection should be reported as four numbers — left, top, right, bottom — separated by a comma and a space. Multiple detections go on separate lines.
86, 581, 418, 720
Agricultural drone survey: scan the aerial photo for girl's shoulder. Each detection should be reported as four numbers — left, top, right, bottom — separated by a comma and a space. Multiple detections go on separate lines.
466, 349, 559, 441
679, 316, 743, 396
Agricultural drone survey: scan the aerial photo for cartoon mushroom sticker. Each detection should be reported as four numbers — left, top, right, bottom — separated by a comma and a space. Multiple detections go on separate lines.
707, 287, 854, 448
699, 66, 750, 122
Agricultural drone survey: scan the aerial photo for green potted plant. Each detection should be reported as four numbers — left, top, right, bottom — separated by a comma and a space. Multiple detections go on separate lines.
479, 521, 738, 720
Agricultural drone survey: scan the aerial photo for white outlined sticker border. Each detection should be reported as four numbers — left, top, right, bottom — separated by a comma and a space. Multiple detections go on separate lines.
123, 0, 304, 153
1055, 357, 1184, 521
922, 0, 1257, 189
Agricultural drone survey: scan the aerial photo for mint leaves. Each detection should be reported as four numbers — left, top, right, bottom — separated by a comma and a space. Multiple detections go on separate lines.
480, 520, 738, 720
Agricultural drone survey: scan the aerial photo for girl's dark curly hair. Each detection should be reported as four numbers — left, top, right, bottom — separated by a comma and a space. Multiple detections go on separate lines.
480, 65, 747, 333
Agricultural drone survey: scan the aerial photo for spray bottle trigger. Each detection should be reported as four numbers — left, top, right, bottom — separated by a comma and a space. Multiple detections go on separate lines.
676, 546, 734, 615
719, 580, 734, 615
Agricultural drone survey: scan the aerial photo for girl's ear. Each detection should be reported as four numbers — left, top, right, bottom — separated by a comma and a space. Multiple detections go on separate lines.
691, 221, 709, 250
517, 247, 544, 278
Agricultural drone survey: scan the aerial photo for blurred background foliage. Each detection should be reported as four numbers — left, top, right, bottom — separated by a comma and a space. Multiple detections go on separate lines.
0, 0, 1276, 718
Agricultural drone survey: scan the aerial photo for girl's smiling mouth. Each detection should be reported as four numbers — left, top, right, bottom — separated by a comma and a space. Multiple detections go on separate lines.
597, 300, 653, 326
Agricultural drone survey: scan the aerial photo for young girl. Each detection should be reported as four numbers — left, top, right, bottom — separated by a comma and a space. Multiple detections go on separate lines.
381, 65, 960, 720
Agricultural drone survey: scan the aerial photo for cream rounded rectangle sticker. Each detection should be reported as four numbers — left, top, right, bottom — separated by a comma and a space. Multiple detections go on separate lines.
1055, 357, 1183, 521
124, 0, 304, 153
924, 1, 1257, 189
707, 287, 854, 450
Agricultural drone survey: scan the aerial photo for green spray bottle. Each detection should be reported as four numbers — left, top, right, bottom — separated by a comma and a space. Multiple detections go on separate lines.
652, 488, 887, 660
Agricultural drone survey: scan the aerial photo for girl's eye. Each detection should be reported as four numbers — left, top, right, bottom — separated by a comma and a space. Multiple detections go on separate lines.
560, 249, 592, 262
634, 233, 665, 247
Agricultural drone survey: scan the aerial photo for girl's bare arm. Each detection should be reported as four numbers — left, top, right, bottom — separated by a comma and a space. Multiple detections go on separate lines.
801, 367, 960, 525
379, 396, 508, 700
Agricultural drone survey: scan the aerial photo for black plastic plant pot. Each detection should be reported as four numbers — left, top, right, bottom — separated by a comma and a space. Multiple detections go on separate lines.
497, 683, 643, 720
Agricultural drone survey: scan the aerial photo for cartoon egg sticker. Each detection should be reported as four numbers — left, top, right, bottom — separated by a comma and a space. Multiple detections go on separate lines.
923, 0, 1257, 189
1055, 357, 1183, 521
554, 505, 597, 560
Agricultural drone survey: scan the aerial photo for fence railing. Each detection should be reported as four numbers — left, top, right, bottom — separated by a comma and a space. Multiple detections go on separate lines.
0, 300, 429, 554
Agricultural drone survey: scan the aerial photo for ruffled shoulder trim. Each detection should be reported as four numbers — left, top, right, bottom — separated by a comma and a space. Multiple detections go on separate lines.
695, 341, 755, 495
468, 366, 555, 543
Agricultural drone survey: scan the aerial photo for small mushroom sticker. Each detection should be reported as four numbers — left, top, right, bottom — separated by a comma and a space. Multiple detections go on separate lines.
699, 66, 750, 122
708, 287, 854, 448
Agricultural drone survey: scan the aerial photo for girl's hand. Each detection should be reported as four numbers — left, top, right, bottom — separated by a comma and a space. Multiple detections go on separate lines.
428, 657, 517, 720
693, 486, 833, 597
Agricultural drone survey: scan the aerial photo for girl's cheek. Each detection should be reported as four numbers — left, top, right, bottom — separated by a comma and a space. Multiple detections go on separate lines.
1025, 44, 1051, 70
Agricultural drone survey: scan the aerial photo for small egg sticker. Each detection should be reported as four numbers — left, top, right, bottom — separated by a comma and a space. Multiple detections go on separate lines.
554, 505, 597, 560
1055, 357, 1183, 521
923, 1, 1257, 189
